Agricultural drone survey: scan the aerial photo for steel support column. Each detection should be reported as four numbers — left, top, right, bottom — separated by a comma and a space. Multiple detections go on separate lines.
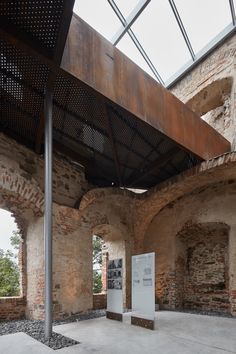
44, 89, 53, 339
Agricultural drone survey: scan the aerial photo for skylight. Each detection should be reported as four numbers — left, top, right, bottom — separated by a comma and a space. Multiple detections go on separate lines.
73, 0, 235, 87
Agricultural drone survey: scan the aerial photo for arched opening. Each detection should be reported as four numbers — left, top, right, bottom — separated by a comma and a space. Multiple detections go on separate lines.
91, 224, 131, 310
0, 208, 23, 298
175, 222, 230, 314
92, 235, 106, 294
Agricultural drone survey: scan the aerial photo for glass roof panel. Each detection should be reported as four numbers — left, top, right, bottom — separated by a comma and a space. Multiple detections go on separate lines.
117, 33, 157, 80
73, 0, 121, 41
114, 0, 140, 18
131, 0, 192, 82
175, 0, 232, 53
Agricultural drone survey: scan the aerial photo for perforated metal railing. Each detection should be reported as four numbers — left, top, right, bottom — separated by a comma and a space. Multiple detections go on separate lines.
0, 33, 200, 189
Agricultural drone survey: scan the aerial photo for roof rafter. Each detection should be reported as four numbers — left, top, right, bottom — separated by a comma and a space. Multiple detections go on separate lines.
111, 0, 151, 46
229, 0, 236, 26
168, 0, 195, 61
108, 0, 164, 84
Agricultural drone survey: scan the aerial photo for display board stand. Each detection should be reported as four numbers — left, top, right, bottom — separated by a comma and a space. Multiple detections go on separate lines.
106, 258, 123, 322
131, 252, 155, 330
106, 311, 123, 321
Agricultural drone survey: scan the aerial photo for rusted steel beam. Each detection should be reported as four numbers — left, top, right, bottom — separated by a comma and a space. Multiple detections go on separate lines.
53, 0, 75, 64
61, 15, 231, 160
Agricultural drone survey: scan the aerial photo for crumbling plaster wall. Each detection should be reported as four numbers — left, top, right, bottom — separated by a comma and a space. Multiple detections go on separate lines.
170, 33, 236, 147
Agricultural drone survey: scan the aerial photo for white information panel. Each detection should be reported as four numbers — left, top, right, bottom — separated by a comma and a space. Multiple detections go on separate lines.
132, 252, 155, 320
107, 258, 123, 314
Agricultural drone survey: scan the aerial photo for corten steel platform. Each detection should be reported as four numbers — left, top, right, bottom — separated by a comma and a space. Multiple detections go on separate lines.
0, 2, 231, 190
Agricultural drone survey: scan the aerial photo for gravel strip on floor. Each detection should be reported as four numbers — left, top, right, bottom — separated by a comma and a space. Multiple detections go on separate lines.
0, 309, 106, 350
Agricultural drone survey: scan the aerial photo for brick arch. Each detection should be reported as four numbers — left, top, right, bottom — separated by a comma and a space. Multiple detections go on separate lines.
79, 187, 135, 213
134, 152, 236, 250
78, 189, 135, 237
0, 166, 44, 217
0, 167, 43, 320
91, 223, 127, 241
90, 221, 132, 309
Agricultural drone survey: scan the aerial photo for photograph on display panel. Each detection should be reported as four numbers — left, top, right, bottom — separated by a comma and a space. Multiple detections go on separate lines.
107, 258, 123, 290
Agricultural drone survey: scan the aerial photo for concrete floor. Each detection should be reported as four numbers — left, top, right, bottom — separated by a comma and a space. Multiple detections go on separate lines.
0, 311, 236, 354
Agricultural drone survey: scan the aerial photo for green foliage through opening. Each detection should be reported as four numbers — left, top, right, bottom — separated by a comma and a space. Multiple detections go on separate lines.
0, 230, 21, 297
93, 235, 103, 294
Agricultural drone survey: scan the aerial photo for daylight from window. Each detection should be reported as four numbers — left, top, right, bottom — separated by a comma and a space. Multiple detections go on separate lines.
0, 209, 21, 297
74, 0, 234, 85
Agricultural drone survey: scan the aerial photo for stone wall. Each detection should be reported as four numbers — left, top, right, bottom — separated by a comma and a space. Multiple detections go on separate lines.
170, 32, 236, 147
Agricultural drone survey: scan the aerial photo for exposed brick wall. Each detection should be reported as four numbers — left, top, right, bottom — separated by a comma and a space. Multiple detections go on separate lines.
177, 224, 230, 313
170, 33, 236, 146
0, 297, 26, 320
93, 294, 107, 310
144, 181, 236, 315
0, 133, 88, 208
156, 272, 176, 310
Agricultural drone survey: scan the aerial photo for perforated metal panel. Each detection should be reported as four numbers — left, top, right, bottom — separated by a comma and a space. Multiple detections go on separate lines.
0, 0, 66, 57
0, 30, 200, 189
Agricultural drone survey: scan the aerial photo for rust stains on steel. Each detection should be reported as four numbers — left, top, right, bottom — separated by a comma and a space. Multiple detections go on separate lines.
61, 15, 231, 161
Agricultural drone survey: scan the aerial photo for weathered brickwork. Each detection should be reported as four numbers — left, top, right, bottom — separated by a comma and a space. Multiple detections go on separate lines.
156, 272, 176, 310
170, 33, 236, 146
2, 125, 236, 319
0, 133, 88, 208
143, 181, 236, 315
0, 297, 26, 320
177, 224, 230, 313
2, 30, 236, 320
